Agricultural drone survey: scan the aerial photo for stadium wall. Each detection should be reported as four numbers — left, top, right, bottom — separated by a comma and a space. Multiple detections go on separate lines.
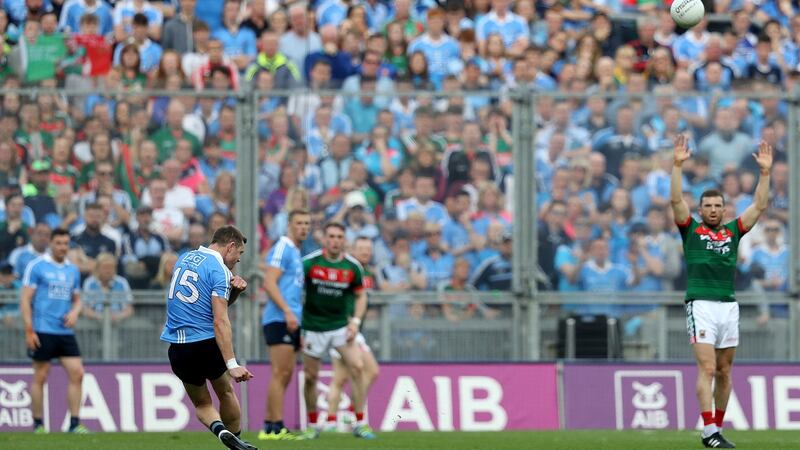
1, 362, 799, 432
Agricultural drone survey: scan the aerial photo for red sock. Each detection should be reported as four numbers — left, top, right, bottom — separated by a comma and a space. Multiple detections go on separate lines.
327, 413, 336, 422
701, 411, 714, 426
348, 405, 355, 413
355, 412, 364, 422
715, 409, 726, 427
308, 412, 318, 425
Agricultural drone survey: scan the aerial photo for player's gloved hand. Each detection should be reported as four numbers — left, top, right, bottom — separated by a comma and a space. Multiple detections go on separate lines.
25, 329, 40, 350
228, 366, 253, 383
64, 310, 80, 328
230, 276, 247, 292
285, 311, 299, 333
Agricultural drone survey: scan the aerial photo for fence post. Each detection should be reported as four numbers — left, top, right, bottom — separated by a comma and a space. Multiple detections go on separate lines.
102, 292, 112, 361
511, 88, 536, 296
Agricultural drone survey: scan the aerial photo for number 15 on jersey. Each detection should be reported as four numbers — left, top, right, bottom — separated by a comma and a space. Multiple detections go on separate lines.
168, 267, 200, 304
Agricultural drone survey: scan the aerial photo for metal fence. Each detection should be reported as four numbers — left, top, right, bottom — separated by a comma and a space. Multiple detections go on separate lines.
1, 291, 796, 363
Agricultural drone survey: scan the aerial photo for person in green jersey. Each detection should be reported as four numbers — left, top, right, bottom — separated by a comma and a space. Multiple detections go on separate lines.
671, 135, 773, 449
325, 237, 379, 437
299, 222, 370, 440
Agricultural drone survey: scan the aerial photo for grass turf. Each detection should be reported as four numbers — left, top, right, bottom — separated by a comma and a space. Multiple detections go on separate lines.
2, 430, 800, 449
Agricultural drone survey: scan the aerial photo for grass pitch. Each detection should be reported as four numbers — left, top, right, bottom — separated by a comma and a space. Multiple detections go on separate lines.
2, 430, 800, 449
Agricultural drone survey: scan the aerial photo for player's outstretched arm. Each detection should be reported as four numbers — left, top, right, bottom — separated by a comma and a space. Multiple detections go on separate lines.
670, 134, 691, 224
740, 140, 773, 231
212, 296, 253, 383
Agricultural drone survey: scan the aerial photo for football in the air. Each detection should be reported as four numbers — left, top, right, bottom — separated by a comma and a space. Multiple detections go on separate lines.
670, 0, 705, 29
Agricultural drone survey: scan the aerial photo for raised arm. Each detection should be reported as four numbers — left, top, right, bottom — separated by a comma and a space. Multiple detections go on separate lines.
670, 134, 691, 224
740, 141, 773, 231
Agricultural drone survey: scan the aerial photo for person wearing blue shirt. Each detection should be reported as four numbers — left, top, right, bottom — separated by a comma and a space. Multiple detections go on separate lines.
475, 0, 529, 53
316, 0, 348, 27
9, 222, 50, 279
112, 14, 163, 72
672, 20, 709, 68
395, 175, 448, 225
573, 238, 638, 317
213, 0, 257, 70
81, 253, 133, 322
260, 210, 310, 440
748, 220, 789, 292
113, 0, 163, 40
59, 0, 114, 35
21, 228, 86, 434
407, 8, 460, 87
411, 223, 455, 290
161, 226, 254, 448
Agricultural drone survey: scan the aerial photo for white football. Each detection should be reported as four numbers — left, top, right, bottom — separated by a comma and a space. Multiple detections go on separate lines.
670, 0, 705, 29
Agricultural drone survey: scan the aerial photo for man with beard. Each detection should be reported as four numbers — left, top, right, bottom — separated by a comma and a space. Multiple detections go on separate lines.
671, 135, 773, 449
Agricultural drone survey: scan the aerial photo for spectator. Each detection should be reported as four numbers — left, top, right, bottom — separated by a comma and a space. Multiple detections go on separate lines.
396, 174, 446, 224
554, 217, 594, 292
9, 221, 49, 279
16, 103, 53, 162
162, 0, 196, 53
535, 100, 590, 157
121, 205, 167, 287
113, 13, 163, 74
337, 190, 379, 243
150, 251, 178, 289
469, 229, 512, 291
672, 17, 709, 69
173, 138, 206, 193
287, 59, 333, 126
71, 202, 117, 275
303, 24, 357, 84
749, 217, 788, 293
212, 0, 256, 71
304, 103, 352, 162
745, 34, 784, 86
23, 160, 57, 222
198, 137, 234, 188
82, 252, 134, 322
177, 222, 207, 255
189, 33, 241, 90
573, 238, 637, 315
0, 193, 29, 261
142, 158, 195, 218
279, 4, 321, 74
471, 183, 511, 236
148, 99, 201, 162
537, 200, 570, 290
113, 0, 163, 42
698, 108, 752, 179
59, 0, 114, 36
408, 8, 459, 88
475, 0, 528, 57
592, 105, 647, 179
144, 177, 187, 245
691, 33, 736, 92
410, 222, 454, 290
244, 29, 300, 89
196, 170, 234, 222
319, 134, 354, 193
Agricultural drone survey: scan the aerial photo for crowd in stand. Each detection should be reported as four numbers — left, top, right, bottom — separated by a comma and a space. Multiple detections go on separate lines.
0, 0, 794, 324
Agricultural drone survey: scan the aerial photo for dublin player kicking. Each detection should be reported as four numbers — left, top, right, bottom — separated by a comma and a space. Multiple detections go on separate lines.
259, 209, 311, 441
326, 237, 380, 433
21, 229, 87, 434
299, 223, 374, 440
161, 226, 257, 450
671, 135, 772, 448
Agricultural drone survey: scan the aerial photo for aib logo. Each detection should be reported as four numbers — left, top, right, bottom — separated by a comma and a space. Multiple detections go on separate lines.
0, 370, 39, 429
614, 371, 685, 430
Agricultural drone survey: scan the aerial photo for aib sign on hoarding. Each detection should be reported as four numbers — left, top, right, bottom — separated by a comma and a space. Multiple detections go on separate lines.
614, 370, 685, 430
0, 368, 40, 430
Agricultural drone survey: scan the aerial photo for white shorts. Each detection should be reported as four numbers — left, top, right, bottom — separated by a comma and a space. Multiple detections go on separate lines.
303, 327, 349, 359
329, 333, 371, 360
686, 300, 739, 348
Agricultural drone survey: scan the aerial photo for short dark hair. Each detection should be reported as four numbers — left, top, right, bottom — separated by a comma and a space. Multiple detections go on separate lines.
288, 209, 311, 221
193, 20, 210, 32
51, 228, 70, 240
80, 14, 99, 25
211, 225, 247, 247
354, 236, 372, 245
699, 189, 725, 206
132, 13, 149, 27
324, 221, 346, 233
4, 193, 22, 204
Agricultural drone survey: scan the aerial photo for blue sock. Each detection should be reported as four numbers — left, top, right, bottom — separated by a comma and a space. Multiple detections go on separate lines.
263, 421, 273, 433
233, 431, 241, 438
209, 420, 226, 437
69, 417, 80, 430
33, 418, 43, 430
275, 420, 285, 431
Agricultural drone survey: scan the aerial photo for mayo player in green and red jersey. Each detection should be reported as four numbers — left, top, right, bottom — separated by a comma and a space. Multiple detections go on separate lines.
325, 237, 380, 436
299, 222, 371, 440
671, 135, 773, 449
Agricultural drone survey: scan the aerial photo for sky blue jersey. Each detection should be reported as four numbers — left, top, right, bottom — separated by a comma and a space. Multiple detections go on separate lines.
160, 246, 232, 344
23, 254, 81, 335
262, 236, 304, 326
